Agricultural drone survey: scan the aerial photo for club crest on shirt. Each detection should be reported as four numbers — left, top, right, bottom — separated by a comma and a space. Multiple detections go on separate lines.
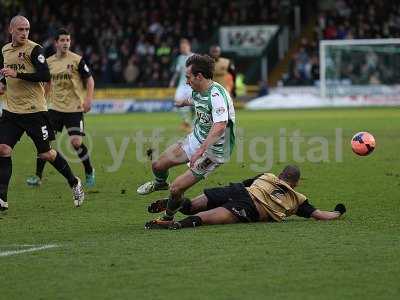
216, 107, 226, 115
18, 52, 26, 63
37, 54, 45, 64
67, 64, 74, 74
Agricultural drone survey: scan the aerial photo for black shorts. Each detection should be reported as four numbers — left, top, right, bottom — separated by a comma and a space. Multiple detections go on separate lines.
204, 183, 260, 222
0, 110, 55, 154
48, 109, 85, 136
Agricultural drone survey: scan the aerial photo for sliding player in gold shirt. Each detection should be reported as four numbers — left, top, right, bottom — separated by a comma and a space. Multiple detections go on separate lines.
145, 165, 346, 229
0, 16, 84, 211
26, 28, 95, 187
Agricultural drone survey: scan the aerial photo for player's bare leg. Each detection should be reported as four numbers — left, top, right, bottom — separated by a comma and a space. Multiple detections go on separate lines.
196, 207, 239, 225
187, 194, 209, 212
150, 207, 239, 230
137, 143, 188, 195
168, 208, 239, 230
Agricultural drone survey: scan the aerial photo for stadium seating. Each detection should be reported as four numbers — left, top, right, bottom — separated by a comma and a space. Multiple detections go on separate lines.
282, 0, 400, 86
0, 0, 280, 87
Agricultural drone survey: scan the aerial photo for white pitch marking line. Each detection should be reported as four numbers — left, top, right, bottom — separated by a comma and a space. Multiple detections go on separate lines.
0, 244, 59, 257
0, 244, 36, 247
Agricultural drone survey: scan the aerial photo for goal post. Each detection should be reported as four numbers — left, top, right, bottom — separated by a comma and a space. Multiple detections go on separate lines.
319, 39, 400, 99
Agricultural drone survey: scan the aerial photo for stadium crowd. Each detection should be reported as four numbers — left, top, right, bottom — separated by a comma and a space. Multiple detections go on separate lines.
283, 0, 400, 86
0, 0, 281, 87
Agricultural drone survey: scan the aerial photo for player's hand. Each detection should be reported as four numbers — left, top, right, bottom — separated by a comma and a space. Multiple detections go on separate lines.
190, 148, 205, 168
0, 67, 17, 78
334, 203, 346, 215
169, 81, 175, 88
83, 98, 92, 113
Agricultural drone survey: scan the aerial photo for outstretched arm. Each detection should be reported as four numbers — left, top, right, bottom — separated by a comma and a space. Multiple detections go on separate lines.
169, 71, 179, 88
175, 97, 193, 107
296, 201, 346, 221
228, 61, 236, 97
78, 58, 94, 113
311, 210, 341, 220
311, 204, 346, 220
83, 76, 94, 113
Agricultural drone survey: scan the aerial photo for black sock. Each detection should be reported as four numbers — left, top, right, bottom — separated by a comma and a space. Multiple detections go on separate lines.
36, 157, 46, 178
74, 144, 93, 174
178, 216, 203, 228
49, 151, 78, 187
0, 157, 12, 202
165, 195, 183, 217
179, 198, 192, 215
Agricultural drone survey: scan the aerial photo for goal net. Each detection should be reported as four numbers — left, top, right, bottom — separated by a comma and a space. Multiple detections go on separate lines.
320, 39, 400, 101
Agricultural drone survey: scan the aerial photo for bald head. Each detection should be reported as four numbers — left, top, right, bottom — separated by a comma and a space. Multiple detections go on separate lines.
9, 15, 30, 46
278, 165, 301, 188
10, 15, 29, 28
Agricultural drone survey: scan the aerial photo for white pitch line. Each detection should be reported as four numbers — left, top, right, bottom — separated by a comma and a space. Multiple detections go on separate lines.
0, 244, 36, 247
0, 244, 59, 257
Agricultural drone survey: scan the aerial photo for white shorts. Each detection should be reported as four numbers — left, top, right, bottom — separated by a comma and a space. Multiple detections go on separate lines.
174, 84, 192, 102
180, 133, 222, 179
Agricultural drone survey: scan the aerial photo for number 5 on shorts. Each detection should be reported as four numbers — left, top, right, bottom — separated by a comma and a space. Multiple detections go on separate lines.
41, 125, 49, 140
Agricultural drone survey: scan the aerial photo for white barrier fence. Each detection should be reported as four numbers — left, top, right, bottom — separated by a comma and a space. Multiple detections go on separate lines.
1, 85, 399, 114
90, 99, 174, 114
0, 99, 175, 114
246, 86, 400, 110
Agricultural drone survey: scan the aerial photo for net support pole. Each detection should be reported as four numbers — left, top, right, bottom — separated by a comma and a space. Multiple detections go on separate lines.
261, 56, 268, 83
320, 41, 326, 98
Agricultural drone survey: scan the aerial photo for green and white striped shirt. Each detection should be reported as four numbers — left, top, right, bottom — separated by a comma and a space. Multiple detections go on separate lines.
190, 82, 236, 162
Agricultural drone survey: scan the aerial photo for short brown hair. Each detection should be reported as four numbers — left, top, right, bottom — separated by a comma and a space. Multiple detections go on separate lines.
55, 28, 70, 41
186, 54, 214, 79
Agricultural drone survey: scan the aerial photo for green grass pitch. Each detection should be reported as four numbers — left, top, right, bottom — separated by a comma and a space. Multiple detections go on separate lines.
0, 107, 399, 299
